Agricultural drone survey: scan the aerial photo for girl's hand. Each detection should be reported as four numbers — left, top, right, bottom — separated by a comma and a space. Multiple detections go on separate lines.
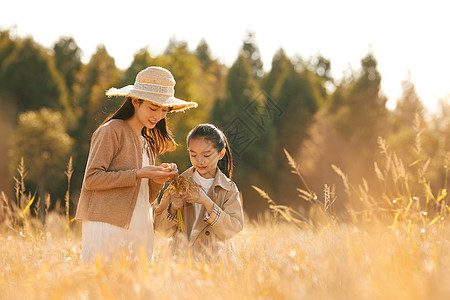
169, 193, 185, 215
182, 188, 214, 214
182, 188, 207, 205
136, 165, 177, 184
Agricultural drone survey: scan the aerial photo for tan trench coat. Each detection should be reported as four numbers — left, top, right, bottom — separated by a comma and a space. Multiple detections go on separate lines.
154, 167, 244, 259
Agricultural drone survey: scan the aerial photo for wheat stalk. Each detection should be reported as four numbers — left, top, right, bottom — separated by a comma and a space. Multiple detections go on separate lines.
161, 169, 205, 232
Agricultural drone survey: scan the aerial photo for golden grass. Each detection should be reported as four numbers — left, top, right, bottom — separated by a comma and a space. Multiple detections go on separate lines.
1, 127, 449, 299
0, 214, 449, 300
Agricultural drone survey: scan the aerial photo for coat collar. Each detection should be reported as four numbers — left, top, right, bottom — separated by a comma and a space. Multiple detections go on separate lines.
182, 166, 232, 191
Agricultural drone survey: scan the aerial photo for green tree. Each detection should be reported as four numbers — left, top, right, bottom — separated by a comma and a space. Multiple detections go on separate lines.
331, 53, 387, 162
74, 45, 120, 135
0, 30, 19, 199
0, 30, 16, 70
300, 52, 388, 209
195, 39, 213, 71
307, 54, 333, 105
269, 62, 321, 206
308, 54, 332, 83
241, 32, 264, 79
53, 37, 82, 96
254, 49, 294, 178
209, 52, 260, 214
261, 48, 291, 99
276, 66, 320, 156
0, 38, 69, 113
211, 53, 258, 127
71, 45, 120, 191
9, 108, 73, 219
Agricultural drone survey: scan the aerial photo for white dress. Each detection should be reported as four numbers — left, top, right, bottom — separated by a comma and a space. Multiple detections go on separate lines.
81, 141, 154, 264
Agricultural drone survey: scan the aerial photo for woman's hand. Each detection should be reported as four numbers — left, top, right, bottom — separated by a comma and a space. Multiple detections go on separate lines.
136, 164, 177, 184
169, 193, 185, 216
160, 163, 178, 173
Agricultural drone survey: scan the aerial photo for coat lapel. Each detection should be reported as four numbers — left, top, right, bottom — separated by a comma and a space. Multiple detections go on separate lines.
188, 182, 216, 245
182, 167, 232, 246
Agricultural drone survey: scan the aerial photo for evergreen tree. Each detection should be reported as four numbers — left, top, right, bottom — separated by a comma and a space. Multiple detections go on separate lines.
308, 54, 332, 82
71, 45, 120, 191
271, 64, 321, 205
332, 53, 387, 159
211, 53, 258, 128
261, 48, 291, 98
0, 38, 68, 113
74, 45, 120, 135
195, 39, 212, 71
0, 30, 16, 70
241, 32, 264, 79
209, 52, 260, 214
276, 67, 319, 155
53, 37, 82, 96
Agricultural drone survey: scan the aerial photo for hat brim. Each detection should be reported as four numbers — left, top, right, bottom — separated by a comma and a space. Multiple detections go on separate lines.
106, 86, 198, 112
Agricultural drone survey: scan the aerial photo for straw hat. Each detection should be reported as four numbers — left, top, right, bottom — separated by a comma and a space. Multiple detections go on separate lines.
106, 66, 198, 111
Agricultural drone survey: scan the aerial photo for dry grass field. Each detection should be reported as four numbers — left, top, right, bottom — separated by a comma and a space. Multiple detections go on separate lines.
0, 213, 449, 300
1, 140, 449, 300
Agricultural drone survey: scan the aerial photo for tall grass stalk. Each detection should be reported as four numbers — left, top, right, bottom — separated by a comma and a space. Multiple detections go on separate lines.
64, 157, 74, 239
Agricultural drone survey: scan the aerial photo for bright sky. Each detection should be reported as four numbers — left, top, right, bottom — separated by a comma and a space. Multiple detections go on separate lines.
1, 0, 449, 113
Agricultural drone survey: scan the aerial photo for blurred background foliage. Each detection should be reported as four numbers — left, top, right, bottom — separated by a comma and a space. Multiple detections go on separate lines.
0, 29, 449, 219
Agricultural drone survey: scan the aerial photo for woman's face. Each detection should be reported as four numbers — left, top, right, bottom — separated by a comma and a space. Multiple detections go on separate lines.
188, 138, 225, 179
133, 99, 170, 129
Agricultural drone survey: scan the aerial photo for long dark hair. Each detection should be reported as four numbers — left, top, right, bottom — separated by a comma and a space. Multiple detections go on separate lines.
101, 97, 176, 155
187, 123, 233, 179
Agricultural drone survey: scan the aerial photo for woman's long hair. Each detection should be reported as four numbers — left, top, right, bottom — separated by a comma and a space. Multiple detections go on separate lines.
187, 124, 233, 179
101, 97, 176, 155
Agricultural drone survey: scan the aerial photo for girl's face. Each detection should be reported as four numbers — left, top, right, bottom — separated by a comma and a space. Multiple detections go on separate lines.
133, 99, 170, 129
188, 138, 225, 179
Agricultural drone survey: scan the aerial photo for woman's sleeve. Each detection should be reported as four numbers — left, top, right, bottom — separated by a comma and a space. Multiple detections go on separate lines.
149, 180, 164, 203
83, 125, 138, 190
203, 182, 244, 240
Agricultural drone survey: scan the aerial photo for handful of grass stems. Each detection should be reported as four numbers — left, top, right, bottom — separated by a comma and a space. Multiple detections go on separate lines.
161, 167, 205, 232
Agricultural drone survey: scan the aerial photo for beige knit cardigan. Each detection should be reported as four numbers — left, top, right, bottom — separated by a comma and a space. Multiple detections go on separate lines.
75, 119, 163, 229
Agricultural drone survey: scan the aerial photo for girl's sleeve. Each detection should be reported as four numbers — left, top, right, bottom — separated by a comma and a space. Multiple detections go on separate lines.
154, 194, 178, 236
203, 182, 244, 240
83, 125, 138, 190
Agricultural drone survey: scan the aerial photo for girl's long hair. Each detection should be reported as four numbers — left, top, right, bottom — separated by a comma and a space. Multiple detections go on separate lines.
187, 123, 233, 179
101, 97, 176, 155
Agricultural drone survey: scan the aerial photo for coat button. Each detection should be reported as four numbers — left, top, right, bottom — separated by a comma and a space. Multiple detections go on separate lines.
205, 230, 210, 236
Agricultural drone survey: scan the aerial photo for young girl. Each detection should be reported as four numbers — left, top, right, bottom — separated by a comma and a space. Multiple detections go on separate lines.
75, 66, 197, 264
154, 124, 244, 259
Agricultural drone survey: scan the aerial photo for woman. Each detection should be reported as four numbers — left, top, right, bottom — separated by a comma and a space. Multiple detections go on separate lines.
75, 66, 197, 264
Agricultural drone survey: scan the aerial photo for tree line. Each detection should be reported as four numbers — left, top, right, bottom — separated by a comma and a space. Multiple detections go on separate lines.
0, 30, 449, 219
